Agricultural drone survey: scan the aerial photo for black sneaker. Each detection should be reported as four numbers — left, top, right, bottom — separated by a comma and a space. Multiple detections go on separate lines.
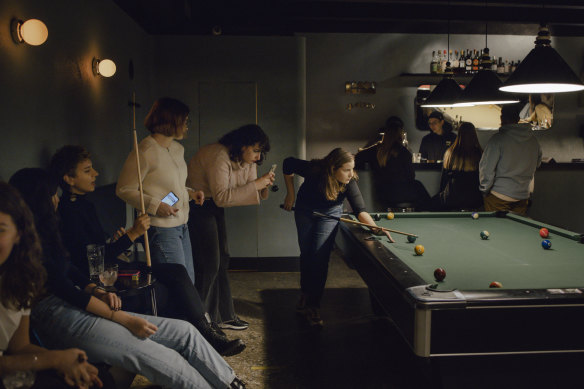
218, 318, 249, 330
304, 307, 323, 328
230, 377, 246, 389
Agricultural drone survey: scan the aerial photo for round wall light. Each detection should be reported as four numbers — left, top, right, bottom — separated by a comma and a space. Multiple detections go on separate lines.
93, 58, 117, 78
11, 18, 49, 46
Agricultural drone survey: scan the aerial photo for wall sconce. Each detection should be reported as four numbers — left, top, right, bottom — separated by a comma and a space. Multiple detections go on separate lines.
11, 18, 48, 46
92, 58, 117, 78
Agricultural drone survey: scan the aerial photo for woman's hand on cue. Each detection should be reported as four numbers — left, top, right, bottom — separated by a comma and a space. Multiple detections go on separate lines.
156, 202, 178, 217
283, 193, 295, 211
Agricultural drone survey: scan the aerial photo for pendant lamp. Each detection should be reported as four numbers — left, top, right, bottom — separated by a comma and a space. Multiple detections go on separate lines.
500, 24, 584, 94
457, 49, 519, 106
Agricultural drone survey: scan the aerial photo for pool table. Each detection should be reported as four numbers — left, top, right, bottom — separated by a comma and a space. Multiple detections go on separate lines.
335, 211, 584, 357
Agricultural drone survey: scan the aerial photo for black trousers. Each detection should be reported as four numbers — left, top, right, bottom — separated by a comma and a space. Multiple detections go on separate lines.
188, 200, 237, 323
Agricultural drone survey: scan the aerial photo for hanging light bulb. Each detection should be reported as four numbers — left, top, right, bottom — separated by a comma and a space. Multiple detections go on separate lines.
500, 24, 584, 94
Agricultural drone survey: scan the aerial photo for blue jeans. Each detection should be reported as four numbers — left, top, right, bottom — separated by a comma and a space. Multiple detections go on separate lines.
294, 205, 342, 308
31, 295, 234, 389
149, 224, 195, 284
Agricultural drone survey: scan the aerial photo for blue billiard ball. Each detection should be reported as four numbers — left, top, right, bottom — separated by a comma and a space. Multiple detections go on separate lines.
407, 235, 417, 243
542, 239, 552, 249
480, 230, 490, 240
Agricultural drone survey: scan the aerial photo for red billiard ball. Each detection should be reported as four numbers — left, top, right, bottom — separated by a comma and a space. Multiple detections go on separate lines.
539, 228, 549, 238
434, 268, 446, 282
489, 281, 503, 288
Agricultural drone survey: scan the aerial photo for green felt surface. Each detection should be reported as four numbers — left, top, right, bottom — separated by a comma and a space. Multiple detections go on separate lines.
364, 212, 584, 291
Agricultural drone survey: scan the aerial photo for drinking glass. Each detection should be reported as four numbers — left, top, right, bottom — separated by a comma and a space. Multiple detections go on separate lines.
86, 244, 105, 282
99, 264, 118, 287
2, 370, 36, 389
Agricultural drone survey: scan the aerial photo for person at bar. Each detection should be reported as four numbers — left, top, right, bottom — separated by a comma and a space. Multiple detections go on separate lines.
419, 111, 457, 162
479, 104, 542, 215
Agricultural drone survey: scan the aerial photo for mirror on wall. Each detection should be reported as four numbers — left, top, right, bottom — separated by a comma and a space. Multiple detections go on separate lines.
415, 88, 554, 131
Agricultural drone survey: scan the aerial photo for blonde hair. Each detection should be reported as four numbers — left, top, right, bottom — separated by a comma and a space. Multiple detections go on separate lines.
443, 122, 482, 171
315, 148, 358, 201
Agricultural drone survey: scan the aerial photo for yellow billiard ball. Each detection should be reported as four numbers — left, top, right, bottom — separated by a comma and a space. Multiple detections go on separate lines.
386, 212, 395, 220
414, 245, 424, 255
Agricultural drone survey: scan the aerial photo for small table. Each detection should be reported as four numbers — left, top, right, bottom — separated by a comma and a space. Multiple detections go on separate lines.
114, 270, 158, 316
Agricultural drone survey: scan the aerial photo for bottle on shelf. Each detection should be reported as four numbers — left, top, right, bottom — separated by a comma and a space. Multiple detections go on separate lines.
504, 60, 510, 75
496, 57, 505, 74
452, 50, 459, 72
472, 49, 480, 73
465, 49, 472, 74
440, 49, 448, 73
458, 49, 465, 74
430, 50, 438, 74
491, 53, 498, 72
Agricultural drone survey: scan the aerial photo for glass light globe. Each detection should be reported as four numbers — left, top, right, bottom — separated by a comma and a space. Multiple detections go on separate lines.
20, 19, 48, 46
97, 59, 116, 77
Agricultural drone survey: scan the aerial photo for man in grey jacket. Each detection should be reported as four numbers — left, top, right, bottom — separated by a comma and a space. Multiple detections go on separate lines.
479, 104, 542, 215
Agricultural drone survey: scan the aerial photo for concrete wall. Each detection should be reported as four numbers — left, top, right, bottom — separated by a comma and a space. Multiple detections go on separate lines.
0, 0, 152, 183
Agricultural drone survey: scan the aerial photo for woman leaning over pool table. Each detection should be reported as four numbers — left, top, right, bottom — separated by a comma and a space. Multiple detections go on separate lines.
282, 148, 394, 328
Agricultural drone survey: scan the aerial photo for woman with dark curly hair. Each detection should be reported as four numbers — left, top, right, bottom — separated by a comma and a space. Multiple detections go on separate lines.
187, 124, 274, 329
0, 182, 103, 389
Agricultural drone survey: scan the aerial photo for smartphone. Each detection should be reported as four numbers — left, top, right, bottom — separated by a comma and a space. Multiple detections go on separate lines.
269, 164, 277, 174
161, 191, 179, 206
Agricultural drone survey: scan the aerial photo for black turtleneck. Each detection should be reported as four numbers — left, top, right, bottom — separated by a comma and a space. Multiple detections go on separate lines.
58, 190, 132, 276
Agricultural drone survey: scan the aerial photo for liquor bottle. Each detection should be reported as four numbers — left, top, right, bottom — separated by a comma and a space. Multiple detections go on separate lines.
472, 50, 480, 73
440, 49, 448, 73
491, 53, 498, 72
510, 60, 517, 73
436, 49, 443, 73
504, 60, 510, 75
452, 50, 459, 71
458, 49, 466, 74
430, 50, 438, 74
497, 57, 505, 74
465, 49, 472, 74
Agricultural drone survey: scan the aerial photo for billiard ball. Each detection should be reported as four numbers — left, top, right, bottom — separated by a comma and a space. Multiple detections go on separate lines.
386, 212, 395, 220
471, 212, 479, 219
480, 230, 490, 240
542, 239, 552, 249
407, 235, 417, 243
539, 228, 549, 238
489, 281, 503, 288
373, 214, 381, 221
434, 268, 446, 282
414, 245, 424, 255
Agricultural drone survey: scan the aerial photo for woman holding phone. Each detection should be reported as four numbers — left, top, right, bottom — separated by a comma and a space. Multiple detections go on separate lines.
187, 124, 273, 329
117, 97, 204, 284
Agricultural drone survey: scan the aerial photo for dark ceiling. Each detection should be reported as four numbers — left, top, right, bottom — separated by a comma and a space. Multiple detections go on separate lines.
112, 0, 584, 37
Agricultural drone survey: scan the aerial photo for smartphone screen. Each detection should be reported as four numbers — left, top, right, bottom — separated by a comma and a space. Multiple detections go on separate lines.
161, 191, 179, 206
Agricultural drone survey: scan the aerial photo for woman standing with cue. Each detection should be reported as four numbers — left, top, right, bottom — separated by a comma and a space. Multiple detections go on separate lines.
282, 148, 394, 328
117, 97, 203, 283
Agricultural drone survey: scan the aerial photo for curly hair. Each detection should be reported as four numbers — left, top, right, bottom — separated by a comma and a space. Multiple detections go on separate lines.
49, 145, 91, 191
312, 148, 358, 201
0, 182, 46, 310
218, 124, 270, 165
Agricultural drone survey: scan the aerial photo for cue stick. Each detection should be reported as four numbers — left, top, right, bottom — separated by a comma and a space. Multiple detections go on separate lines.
279, 205, 417, 237
131, 92, 152, 267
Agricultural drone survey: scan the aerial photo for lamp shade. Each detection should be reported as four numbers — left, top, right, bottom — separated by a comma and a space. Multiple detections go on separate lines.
500, 27, 584, 93
420, 76, 463, 107
11, 18, 48, 46
457, 70, 520, 106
